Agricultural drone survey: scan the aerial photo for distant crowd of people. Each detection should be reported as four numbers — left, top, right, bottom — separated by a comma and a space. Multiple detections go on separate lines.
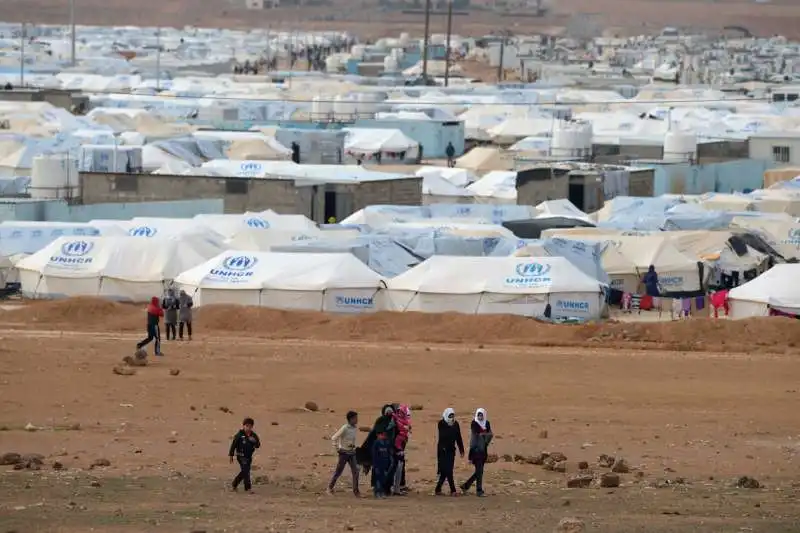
228, 404, 494, 498
233, 40, 357, 75
135, 287, 194, 356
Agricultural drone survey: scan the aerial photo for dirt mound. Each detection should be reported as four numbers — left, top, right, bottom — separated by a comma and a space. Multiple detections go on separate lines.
26, 297, 142, 331
193, 307, 800, 354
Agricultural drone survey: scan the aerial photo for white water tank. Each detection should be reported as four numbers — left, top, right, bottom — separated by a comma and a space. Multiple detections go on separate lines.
383, 55, 399, 73
350, 45, 366, 60
356, 92, 387, 119
390, 47, 405, 60
663, 131, 697, 162
311, 95, 333, 121
550, 121, 592, 160
333, 95, 358, 120
325, 55, 343, 72
30, 154, 79, 199
399, 33, 410, 47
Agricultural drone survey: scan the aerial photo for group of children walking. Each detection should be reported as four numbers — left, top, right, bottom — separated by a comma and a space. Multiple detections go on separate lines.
135, 288, 194, 356
228, 405, 494, 498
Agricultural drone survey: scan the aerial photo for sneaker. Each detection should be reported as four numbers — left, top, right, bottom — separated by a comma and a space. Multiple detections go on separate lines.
326, 487, 334, 495
353, 491, 361, 498
231, 485, 238, 492
476, 491, 486, 497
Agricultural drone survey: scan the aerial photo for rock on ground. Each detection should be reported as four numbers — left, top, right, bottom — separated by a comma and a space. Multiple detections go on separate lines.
566, 474, 594, 488
553, 517, 586, 533
599, 472, 621, 488
304, 401, 319, 412
113, 366, 136, 376
611, 457, 630, 473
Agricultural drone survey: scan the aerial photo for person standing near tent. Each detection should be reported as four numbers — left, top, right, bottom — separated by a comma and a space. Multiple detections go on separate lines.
445, 142, 456, 168
136, 296, 164, 356
642, 265, 660, 297
178, 289, 193, 341
162, 288, 179, 341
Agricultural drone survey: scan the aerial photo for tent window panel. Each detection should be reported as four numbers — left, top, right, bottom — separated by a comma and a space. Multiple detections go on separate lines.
772, 145, 790, 163
225, 179, 249, 195
114, 175, 138, 192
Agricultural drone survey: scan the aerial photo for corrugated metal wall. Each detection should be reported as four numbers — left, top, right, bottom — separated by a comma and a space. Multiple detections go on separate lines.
0, 199, 224, 223
634, 159, 774, 196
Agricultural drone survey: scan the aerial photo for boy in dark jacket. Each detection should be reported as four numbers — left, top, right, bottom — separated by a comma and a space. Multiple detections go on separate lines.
371, 432, 393, 499
228, 417, 261, 493
136, 296, 164, 356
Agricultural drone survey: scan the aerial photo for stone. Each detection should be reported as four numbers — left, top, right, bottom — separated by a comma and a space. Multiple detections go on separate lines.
549, 451, 567, 462
531, 452, 548, 465
112, 366, 136, 376
553, 462, 567, 473
304, 401, 319, 412
90, 480, 101, 488
22, 454, 44, 466
611, 457, 630, 474
566, 474, 594, 488
553, 517, 585, 533
502, 454, 513, 462
1, 452, 21, 466
486, 453, 499, 464
169, 369, 180, 376
577, 461, 589, 470
90, 458, 111, 469
52, 461, 64, 470
736, 476, 761, 489
410, 404, 424, 411
599, 472, 620, 488
598, 454, 615, 468
542, 457, 557, 471
219, 406, 231, 414
538, 430, 548, 439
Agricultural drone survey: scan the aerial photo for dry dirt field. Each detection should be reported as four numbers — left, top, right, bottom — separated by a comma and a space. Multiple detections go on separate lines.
3, 0, 800, 39
1, 298, 800, 532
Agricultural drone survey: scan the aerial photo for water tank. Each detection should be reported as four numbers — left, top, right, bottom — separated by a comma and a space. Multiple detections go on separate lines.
30, 154, 79, 200
663, 131, 697, 162
577, 121, 593, 156
383, 55, 399, 73
550, 122, 586, 160
333, 95, 358, 120
311, 95, 333, 121
356, 92, 387, 119
399, 33, 410, 47
350, 45, 366, 60
325, 55, 343, 72
389, 47, 405, 60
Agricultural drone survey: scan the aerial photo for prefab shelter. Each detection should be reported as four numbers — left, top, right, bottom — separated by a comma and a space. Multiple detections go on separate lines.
384, 255, 605, 319
174, 251, 385, 313
728, 264, 800, 319
17, 235, 223, 301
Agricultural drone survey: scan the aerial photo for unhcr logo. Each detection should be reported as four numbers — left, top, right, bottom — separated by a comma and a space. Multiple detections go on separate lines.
129, 226, 157, 237
209, 255, 258, 281
223, 255, 257, 271
515, 262, 551, 277
556, 300, 589, 311
786, 228, 800, 244
246, 217, 270, 229
335, 296, 374, 308
240, 162, 262, 173
505, 262, 553, 287
50, 240, 94, 266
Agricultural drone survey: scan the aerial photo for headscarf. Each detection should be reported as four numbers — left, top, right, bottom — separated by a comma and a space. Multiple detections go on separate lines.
442, 407, 455, 425
382, 404, 394, 416
474, 408, 487, 430
147, 296, 161, 315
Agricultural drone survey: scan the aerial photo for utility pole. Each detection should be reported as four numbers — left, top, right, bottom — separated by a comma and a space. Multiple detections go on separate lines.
421, 0, 431, 83
444, 0, 453, 87
156, 27, 161, 90
69, 0, 76, 66
19, 23, 25, 86
497, 37, 505, 82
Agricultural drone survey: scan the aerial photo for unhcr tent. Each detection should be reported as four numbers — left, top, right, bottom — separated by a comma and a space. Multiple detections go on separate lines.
17, 235, 222, 301
385, 256, 605, 319
728, 264, 800, 319
174, 251, 385, 313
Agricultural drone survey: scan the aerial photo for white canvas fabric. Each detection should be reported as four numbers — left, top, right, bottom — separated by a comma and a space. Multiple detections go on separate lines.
729, 264, 800, 319
16, 235, 222, 301
385, 255, 604, 319
174, 251, 385, 313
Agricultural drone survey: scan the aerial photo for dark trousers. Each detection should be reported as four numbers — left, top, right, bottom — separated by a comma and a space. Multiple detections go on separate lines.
436, 450, 456, 493
136, 323, 161, 354
329, 451, 359, 492
179, 321, 192, 339
373, 467, 389, 496
165, 322, 176, 340
463, 459, 485, 494
232, 456, 252, 491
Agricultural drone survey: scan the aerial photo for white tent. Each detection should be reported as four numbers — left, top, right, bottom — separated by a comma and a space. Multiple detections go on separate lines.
343, 128, 419, 163
174, 251, 385, 312
17, 235, 223, 301
385, 256, 604, 318
728, 264, 800, 319
466, 171, 518, 204
535, 200, 592, 223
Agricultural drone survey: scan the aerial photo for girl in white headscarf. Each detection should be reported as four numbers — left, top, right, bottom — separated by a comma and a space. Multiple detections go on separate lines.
461, 408, 493, 497
435, 408, 465, 496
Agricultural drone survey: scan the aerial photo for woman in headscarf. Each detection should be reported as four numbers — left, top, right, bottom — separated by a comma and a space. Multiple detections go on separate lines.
356, 405, 397, 493
435, 407, 464, 496
461, 408, 493, 497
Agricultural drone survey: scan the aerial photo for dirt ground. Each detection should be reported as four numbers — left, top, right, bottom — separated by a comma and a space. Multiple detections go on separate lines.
1, 300, 800, 533
4, 0, 800, 40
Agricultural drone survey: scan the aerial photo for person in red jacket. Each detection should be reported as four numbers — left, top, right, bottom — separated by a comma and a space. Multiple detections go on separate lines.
136, 296, 164, 356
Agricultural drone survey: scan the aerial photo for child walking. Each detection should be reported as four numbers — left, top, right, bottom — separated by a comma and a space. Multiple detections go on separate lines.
328, 411, 360, 496
461, 408, 493, 497
391, 404, 411, 495
228, 417, 260, 493
371, 431, 393, 499
136, 296, 164, 356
